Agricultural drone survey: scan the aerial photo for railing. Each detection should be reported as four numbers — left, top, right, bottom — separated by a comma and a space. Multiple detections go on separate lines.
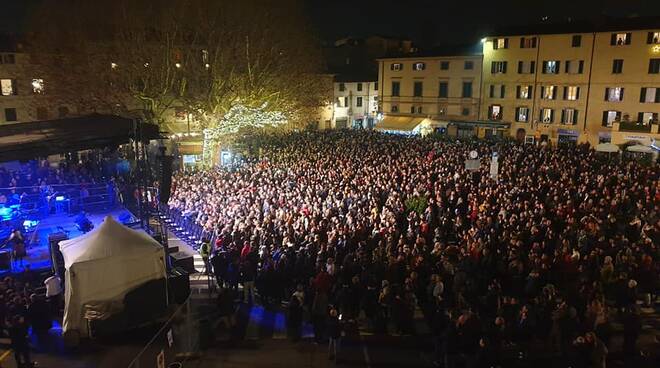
164, 206, 213, 251
617, 121, 653, 132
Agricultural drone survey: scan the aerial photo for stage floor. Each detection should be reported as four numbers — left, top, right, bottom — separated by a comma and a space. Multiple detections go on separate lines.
4, 207, 139, 275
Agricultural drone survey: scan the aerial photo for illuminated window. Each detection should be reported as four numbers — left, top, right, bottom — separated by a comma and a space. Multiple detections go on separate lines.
32, 79, 44, 94
0, 79, 16, 96
541, 108, 554, 123
413, 62, 426, 71
542, 86, 556, 100
640, 87, 660, 103
516, 107, 529, 122
648, 32, 660, 44
517, 85, 532, 99
489, 105, 502, 120
638, 112, 658, 125
611, 33, 631, 45
565, 86, 579, 101
391, 63, 402, 71
494, 38, 508, 49
561, 108, 578, 125
605, 87, 624, 102
543, 60, 559, 74
602, 110, 620, 127
491, 61, 507, 74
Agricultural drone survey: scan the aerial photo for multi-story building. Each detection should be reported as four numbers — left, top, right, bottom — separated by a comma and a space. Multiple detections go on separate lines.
377, 48, 494, 137
332, 76, 378, 129
482, 18, 660, 145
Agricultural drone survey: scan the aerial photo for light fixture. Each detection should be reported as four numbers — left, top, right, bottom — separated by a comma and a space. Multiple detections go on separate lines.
205, 63, 210, 68
144, 62, 150, 68
175, 62, 182, 68
653, 45, 660, 54
110, 62, 118, 69
480, 38, 487, 44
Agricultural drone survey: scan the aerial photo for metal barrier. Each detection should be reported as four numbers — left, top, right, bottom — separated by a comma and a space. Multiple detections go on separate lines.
126, 294, 206, 368
164, 206, 213, 251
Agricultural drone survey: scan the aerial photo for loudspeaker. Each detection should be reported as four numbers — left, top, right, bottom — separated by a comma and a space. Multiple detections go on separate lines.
170, 251, 195, 274
169, 267, 191, 304
159, 155, 173, 203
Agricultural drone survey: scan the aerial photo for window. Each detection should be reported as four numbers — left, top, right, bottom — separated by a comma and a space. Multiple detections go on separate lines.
411, 105, 423, 114
605, 87, 624, 102
356, 96, 363, 107
464, 61, 473, 70
438, 81, 448, 98
571, 35, 582, 47
462, 81, 473, 98
649, 59, 660, 74
36, 107, 48, 120
648, 32, 660, 44
489, 84, 506, 98
391, 63, 403, 71
540, 108, 554, 123
461, 107, 470, 116
4, 108, 17, 122
638, 112, 659, 124
640, 87, 660, 103
438, 107, 447, 116
391, 81, 400, 96
489, 105, 502, 120
338, 83, 345, 92
611, 32, 631, 45
516, 107, 529, 122
374, 82, 378, 91
543, 60, 560, 74
517, 60, 536, 74
357, 83, 363, 92
1, 54, 15, 64
542, 86, 557, 100
612, 59, 623, 74
491, 61, 507, 74
336, 97, 348, 107
413, 62, 426, 71
602, 110, 621, 127
32, 79, 44, 94
494, 38, 508, 49
391, 105, 399, 113
520, 37, 537, 48
0, 79, 17, 96
565, 60, 584, 74
564, 86, 580, 101
561, 108, 578, 125
440, 61, 450, 70
413, 81, 423, 97
517, 85, 532, 99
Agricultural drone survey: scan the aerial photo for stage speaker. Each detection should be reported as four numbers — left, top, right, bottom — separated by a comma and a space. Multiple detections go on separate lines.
170, 251, 195, 274
0, 250, 11, 271
159, 155, 173, 203
48, 232, 69, 277
169, 267, 191, 304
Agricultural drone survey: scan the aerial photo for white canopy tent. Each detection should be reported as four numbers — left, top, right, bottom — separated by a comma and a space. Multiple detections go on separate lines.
626, 144, 654, 153
594, 143, 620, 153
59, 216, 166, 338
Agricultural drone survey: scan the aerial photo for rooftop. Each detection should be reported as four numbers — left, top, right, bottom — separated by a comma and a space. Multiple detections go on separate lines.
378, 43, 482, 60
487, 15, 660, 37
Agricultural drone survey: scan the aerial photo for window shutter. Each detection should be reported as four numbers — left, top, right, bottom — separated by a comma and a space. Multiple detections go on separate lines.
620, 88, 624, 101
610, 33, 617, 45
501, 85, 506, 98
563, 87, 568, 100
541, 86, 545, 98
602, 111, 608, 124
504, 38, 509, 48
638, 112, 643, 123
502, 62, 507, 73
616, 111, 621, 121
656, 89, 660, 103
489, 85, 495, 98
518, 61, 523, 74
552, 87, 557, 99
488, 106, 493, 117
528, 85, 533, 99
516, 85, 521, 98
625, 33, 631, 45
493, 41, 498, 50
573, 110, 579, 125
530, 61, 535, 73
540, 110, 544, 122
648, 32, 654, 44
550, 109, 555, 122
640, 87, 646, 102
576, 87, 580, 100
542, 61, 547, 74
565, 61, 570, 73
561, 109, 566, 124
515, 107, 520, 121
578, 60, 584, 74
491, 62, 496, 73
555, 61, 561, 74
604, 88, 609, 101
532, 37, 537, 48
520, 38, 525, 48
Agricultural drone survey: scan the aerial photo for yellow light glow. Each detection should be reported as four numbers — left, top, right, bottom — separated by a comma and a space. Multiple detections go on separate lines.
175, 63, 182, 68
652, 45, 660, 54
110, 62, 118, 69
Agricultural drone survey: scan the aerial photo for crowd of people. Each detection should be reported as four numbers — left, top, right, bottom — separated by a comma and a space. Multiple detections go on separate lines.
169, 130, 659, 367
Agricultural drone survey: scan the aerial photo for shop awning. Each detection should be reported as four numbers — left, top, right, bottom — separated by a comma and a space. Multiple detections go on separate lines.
375, 116, 426, 132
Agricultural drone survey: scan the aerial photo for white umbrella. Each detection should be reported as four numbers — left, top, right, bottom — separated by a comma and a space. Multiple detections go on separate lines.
626, 144, 654, 153
594, 143, 620, 153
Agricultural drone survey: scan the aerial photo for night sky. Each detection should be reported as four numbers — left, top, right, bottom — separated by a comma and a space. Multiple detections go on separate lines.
1, 0, 659, 46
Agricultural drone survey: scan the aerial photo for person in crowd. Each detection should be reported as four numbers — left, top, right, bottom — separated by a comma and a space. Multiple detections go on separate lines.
326, 307, 342, 360
200, 238, 211, 275
44, 273, 62, 316
7, 315, 34, 368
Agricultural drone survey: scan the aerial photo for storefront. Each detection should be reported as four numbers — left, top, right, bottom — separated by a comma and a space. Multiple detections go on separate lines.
557, 129, 579, 145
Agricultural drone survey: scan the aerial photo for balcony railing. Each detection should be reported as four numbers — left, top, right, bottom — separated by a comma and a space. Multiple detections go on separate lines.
615, 121, 656, 133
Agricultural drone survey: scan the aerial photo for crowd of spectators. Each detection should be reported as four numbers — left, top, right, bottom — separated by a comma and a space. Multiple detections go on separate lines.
169, 130, 659, 367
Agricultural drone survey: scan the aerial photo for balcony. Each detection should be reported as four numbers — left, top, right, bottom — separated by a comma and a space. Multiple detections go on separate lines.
614, 121, 657, 133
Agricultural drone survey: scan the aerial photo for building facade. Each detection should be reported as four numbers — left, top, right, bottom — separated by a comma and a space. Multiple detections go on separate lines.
482, 26, 660, 145
377, 53, 489, 136
332, 79, 378, 129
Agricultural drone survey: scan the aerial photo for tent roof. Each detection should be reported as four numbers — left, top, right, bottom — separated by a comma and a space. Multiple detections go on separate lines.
0, 114, 162, 162
594, 143, 620, 153
626, 144, 654, 153
59, 216, 163, 268
375, 115, 426, 132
